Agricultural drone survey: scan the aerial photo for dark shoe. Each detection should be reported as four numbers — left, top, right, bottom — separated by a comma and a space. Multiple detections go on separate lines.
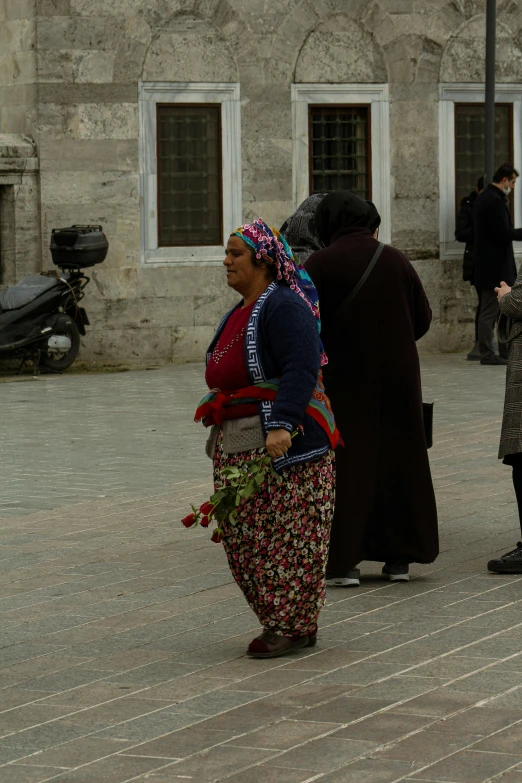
480, 355, 507, 365
382, 563, 409, 582
247, 630, 309, 659
488, 542, 522, 573
325, 568, 360, 587
467, 341, 481, 361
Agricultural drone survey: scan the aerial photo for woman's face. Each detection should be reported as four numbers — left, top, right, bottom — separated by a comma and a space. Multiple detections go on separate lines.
224, 235, 269, 293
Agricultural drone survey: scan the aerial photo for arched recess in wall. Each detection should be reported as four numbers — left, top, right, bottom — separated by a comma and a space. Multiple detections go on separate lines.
294, 14, 387, 83
440, 15, 522, 82
141, 15, 239, 82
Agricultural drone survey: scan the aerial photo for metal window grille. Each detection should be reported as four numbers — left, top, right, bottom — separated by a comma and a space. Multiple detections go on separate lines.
455, 103, 513, 212
309, 106, 371, 199
157, 104, 222, 247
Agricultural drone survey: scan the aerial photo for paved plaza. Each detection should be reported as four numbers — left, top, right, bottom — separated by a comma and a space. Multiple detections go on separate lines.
1, 355, 522, 782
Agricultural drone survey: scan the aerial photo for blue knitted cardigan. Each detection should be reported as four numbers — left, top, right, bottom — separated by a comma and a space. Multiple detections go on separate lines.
206, 282, 331, 471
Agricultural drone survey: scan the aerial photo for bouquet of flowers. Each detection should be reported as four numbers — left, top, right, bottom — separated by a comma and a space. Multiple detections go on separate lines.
181, 451, 282, 543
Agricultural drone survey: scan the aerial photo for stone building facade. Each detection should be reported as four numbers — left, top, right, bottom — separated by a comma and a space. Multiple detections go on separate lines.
1, 0, 522, 364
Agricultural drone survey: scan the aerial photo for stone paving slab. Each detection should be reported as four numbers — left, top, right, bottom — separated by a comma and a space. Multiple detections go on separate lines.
1, 356, 522, 781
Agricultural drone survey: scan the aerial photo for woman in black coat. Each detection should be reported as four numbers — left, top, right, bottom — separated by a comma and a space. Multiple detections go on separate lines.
304, 192, 439, 586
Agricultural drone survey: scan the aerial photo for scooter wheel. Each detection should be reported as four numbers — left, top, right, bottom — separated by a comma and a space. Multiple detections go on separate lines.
40, 319, 80, 372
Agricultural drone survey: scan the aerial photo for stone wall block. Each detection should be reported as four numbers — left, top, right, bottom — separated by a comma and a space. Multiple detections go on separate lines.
172, 325, 214, 362
39, 139, 137, 171
72, 50, 116, 83
137, 265, 228, 299
37, 0, 71, 15
242, 138, 292, 175
79, 326, 173, 365
416, 48, 443, 81
243, 200, 293, 228
38, 83, 137, 105
37, 16, 118, 50
0, 51, 36, 88
372, 15, 401, 48
37, 50, 74, 83
35, 103, 79, 140
142, 31, 238, 82
40, 171, 139, 207
384, 0, 413, 11
243, 168, 292, 202
90, 268, 138, 300
275, 0, 320, 52
5, 0, 37, 20
72, 0, 169, 16
194, 292, 239, 327
112, 38, 147, 83
238, 61, 266, 85
78, 104, 138, 140
107, 296, 194, 330
125, 13, 152, 46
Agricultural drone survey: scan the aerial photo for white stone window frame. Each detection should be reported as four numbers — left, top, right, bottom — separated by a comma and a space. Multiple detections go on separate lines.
439, 83, 522, 261
138, 82, 242, 266
291, 84, 391, 245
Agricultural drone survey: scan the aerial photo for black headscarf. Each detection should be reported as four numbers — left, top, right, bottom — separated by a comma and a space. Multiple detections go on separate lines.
280, 193, 326, 265
365, 200, 381, 234
315, 191, 371, 246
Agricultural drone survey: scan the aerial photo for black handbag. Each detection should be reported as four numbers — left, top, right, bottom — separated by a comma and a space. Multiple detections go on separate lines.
329, 242, 435, 450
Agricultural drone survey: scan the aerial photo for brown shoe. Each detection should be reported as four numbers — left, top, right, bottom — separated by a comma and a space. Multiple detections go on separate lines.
247, 630, 309, 659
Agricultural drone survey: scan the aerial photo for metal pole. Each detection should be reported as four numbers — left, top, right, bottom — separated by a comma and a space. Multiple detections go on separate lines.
484, 0, 497, 185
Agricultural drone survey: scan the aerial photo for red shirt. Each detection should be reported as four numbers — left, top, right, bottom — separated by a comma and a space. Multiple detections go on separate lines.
206, 303, 258, 420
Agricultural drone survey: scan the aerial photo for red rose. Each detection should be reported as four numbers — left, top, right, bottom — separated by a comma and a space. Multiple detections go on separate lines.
181, 513, 197, 528
199, 501, 215, 517
199, 515, 210, 528
211, 528, 224, 544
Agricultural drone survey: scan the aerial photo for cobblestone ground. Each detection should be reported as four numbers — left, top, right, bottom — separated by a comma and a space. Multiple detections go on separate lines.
0, 355, 522, 783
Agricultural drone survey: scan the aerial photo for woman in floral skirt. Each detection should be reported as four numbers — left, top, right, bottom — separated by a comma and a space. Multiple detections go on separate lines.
196, 219, 340, 659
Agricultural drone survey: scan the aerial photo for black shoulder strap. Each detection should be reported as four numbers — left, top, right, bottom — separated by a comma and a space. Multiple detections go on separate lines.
329, 241, 384, 330
342, 241, 384, 309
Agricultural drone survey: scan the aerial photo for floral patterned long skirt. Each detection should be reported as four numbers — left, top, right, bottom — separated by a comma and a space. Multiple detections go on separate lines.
213, 440, 335, 638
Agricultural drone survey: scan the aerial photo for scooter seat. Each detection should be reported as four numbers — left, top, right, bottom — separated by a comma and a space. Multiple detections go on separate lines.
0, 275, 60, 311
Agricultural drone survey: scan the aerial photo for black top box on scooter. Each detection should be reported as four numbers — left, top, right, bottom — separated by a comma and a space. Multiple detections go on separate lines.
50, 225, 108, 270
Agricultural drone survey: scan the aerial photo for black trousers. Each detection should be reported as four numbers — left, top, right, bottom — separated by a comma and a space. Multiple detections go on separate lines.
477, 288, 499, 358
474, 287, 481, 342
503, 453, 522, 538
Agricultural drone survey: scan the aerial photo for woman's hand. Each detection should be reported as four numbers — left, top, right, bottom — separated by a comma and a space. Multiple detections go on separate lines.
266, 428, 292, 459
495, 281, 512, 302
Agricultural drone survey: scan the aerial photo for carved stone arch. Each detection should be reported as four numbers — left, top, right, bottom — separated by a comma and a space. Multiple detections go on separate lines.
440, 15, 522, 82
142, 14, 239, 82
115, 0, 252, 83
294, 13, 387, 83
266, 0, 390, 84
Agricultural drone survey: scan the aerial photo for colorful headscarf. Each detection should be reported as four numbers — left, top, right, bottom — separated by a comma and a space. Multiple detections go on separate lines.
233, 218, 327, 366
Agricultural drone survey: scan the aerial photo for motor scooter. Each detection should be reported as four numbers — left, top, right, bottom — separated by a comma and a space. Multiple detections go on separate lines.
0, 225, 108, 373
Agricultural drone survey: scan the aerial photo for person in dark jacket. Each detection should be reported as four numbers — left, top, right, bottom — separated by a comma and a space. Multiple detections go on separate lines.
474, 164, 522, 365
304, 192, 438, 586
455, 176, 484, 361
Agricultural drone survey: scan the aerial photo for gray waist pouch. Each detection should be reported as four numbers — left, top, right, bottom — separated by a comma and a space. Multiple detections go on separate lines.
205, 415, 265, 459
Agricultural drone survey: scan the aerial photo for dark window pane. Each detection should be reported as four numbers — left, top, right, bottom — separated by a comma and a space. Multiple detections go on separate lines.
157, 104, 222, 247
455, 103, 512, 213
309, 106, 370, 199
